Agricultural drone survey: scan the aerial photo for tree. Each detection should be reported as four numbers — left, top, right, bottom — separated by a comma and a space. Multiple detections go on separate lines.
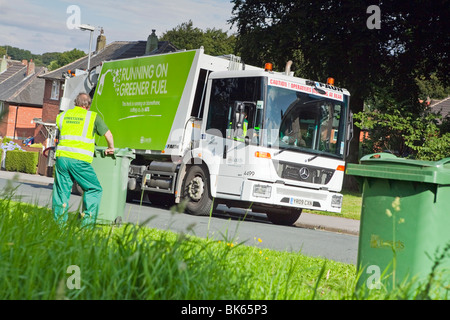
48, 49, 85, 71
202, 28, 236, 57
355, 69, 450, 161
1, 45, 86, 69
1, 45, 33, 61
355, 107, 450, 161
161, 20, 236, 56
41, 52, 61, 66
54, 49, 86, 69
416, 73, 450, 101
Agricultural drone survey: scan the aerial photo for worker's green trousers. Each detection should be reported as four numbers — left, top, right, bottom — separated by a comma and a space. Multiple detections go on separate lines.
52, 156, 102, 228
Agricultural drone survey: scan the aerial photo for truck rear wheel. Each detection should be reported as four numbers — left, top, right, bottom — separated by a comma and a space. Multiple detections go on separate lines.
266, 208, 302, 226
182, 165, 213, 216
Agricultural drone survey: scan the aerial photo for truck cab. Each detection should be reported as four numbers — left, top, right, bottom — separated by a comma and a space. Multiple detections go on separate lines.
185, 69, 352, 225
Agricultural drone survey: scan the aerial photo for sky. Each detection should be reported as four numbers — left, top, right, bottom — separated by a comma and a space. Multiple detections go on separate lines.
0, 0, 236, 55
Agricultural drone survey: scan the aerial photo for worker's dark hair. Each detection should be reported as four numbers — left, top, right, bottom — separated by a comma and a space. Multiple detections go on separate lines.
74, 92, 91, 108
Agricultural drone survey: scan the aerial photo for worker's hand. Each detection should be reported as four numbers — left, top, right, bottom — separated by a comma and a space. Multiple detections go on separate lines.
104, 147, 115, 155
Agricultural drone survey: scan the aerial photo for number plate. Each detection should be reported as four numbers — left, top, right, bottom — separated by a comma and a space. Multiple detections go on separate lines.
290, 198, 313, 206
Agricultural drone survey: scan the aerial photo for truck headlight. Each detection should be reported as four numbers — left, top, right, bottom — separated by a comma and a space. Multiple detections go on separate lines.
331, 194, 343, 208
253, 184, 272, 198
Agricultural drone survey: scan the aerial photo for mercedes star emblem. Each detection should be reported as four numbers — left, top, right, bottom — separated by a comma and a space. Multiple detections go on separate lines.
299, 167, 310, 179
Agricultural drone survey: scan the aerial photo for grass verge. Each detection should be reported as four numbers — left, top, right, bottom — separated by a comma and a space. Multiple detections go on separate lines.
304, 191, 363, 220
1, 194, 447, 300
0, 198, 355, 299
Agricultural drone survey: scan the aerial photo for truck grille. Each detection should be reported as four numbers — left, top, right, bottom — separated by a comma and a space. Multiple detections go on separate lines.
276, 161, 335, 185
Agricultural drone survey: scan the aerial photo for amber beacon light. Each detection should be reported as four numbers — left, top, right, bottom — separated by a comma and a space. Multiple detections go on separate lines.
327, 77, 335, 86
264, 63, 273, 72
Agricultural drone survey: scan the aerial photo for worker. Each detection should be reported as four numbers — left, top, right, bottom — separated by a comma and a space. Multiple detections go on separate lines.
52, 92, 114, 228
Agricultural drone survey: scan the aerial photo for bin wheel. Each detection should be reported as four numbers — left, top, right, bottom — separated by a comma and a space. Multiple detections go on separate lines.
266, 208, 302, 226
114, 216, 122, 226
182, 165, 213, 216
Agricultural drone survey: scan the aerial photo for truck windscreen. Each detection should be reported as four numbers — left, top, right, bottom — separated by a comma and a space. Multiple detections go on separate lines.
263, 85, 348, 159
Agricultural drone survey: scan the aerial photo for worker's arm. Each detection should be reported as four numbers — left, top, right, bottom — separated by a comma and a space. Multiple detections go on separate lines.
104, 130, 114, 155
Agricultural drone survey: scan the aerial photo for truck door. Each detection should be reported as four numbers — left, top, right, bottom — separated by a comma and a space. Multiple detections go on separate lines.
204, 77, 264, 198
216, 102, 255, 196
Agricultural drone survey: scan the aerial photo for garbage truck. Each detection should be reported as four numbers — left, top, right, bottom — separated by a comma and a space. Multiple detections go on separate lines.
62, 48, 353, 225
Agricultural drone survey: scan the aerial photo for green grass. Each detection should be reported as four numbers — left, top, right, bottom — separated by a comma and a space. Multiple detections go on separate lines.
305, 191, 363, 220
0, 199, 354, 299
0, 193, 447, 300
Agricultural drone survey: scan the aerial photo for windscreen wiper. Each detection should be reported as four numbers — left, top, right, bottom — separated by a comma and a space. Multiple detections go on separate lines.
306, 155, 318, 162
274, 146, 297, 156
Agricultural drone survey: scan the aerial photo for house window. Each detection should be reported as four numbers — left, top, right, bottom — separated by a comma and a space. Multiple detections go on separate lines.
51, 81, 60, 100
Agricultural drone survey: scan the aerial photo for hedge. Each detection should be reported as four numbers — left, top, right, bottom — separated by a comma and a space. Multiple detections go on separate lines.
5, 150, 39, 174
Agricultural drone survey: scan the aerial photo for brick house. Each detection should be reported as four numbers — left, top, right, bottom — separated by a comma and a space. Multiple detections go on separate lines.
0, 58, 46, 141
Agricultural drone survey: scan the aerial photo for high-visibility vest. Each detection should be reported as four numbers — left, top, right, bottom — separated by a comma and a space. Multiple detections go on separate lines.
55, 107, 97, 163
228, 120, 248, 142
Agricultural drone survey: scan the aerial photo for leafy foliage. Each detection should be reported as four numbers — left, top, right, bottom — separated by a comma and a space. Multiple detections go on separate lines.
160, 20, 236, 56
355, 108, 450, 161
47, 49, 86, 71
4, 150, 39, 174
416, 73, 450, 101
0, 45, 35, 62
1, 45, 85, 70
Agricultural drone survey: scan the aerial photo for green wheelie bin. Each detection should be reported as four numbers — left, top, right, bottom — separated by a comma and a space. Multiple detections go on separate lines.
90, 147, 135, 225
346, 153, 450, 297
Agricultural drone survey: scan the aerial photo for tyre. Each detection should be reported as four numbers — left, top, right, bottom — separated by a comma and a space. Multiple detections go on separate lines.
266, 207, 302, 226
114, 216, 122, 226
182, 165, 213, 216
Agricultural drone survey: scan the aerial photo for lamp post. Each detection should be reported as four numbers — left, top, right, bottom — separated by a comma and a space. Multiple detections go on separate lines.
78, 24, 95, 71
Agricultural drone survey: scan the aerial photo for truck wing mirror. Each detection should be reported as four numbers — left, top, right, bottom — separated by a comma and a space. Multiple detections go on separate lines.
233, 102, 245, 131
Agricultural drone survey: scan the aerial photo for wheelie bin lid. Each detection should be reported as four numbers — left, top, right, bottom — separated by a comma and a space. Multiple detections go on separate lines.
346, 153, 450, 184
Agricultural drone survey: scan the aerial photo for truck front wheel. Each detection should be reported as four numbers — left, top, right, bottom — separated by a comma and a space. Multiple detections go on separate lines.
182, 165, 213, 216
266, 208, 302, 226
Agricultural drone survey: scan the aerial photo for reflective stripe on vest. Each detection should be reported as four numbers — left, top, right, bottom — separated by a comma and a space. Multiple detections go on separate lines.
56, 107, 97, 163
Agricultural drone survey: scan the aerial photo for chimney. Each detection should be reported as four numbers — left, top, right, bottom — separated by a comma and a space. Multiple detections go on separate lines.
96, 28, 106, 52
26, 59, 35, 76
145, 29, 158, 55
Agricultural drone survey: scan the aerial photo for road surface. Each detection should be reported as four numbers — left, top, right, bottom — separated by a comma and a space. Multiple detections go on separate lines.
0, 177, 358, 264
